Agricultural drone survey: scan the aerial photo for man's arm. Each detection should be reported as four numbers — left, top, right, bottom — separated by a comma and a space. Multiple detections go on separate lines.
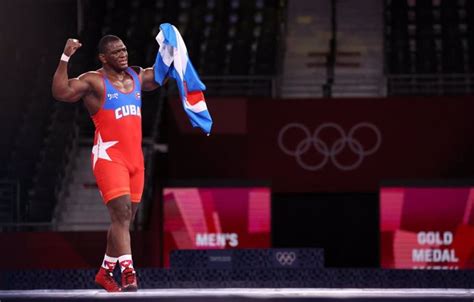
140, 67, 164, 92
52, 38, 91, 102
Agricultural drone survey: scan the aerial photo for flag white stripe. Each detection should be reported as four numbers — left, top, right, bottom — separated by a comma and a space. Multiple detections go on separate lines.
184, 100, 208, 113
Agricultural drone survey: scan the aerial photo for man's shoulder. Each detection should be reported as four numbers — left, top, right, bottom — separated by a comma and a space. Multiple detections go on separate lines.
78, 70, 102, 80
76, 71, 104, 94
130, 66, 142, 75
77, 71, 104, 90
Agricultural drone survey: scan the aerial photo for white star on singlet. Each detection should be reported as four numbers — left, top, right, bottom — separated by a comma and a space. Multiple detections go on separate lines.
92, 133, 118, 169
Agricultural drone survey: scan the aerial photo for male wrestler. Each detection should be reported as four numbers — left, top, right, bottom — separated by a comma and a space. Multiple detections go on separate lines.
52, 35, 160, 292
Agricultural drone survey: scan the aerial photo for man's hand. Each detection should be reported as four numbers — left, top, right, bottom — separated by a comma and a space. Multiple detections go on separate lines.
63, 38, 82, 57
53, 38, 91, 103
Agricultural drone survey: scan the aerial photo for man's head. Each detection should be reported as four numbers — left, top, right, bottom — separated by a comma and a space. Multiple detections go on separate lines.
98, 35, 128, 71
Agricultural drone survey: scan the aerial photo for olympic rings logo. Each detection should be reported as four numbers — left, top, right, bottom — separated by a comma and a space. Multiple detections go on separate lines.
278, 122, 382, 171
275, 251, 297, 266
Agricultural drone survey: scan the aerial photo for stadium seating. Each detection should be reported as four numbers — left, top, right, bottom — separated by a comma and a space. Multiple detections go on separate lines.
82, 0, 285, 76
385, 0, 472, 95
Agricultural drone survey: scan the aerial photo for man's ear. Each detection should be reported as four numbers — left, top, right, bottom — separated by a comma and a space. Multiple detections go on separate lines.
98, 53, 107, 64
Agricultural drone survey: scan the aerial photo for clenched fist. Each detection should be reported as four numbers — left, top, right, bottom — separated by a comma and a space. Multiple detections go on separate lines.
63, 38, 82, 57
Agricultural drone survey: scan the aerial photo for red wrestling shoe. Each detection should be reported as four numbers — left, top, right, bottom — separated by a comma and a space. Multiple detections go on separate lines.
95, 267, 121, 292
121, 267, 138, 292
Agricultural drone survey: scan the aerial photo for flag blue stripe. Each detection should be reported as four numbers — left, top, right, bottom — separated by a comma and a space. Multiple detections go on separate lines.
159, 23, 178, 48
184, 61, 206, 91
154, 53, 170, 86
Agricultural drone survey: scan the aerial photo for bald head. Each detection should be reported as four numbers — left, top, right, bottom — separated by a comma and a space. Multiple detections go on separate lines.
98, 35, 122, 54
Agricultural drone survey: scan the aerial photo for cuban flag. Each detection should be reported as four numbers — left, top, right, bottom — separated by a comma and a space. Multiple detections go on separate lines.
154, 23, 213, 135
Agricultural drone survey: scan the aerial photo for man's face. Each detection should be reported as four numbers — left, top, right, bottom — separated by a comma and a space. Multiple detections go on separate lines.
103, 40, 128, 70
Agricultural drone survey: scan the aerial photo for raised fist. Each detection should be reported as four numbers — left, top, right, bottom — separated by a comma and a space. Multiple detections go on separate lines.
63, 38, 82, 57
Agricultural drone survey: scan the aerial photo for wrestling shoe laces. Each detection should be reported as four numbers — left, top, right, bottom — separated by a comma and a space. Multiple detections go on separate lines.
121, 267, 138, 292
95, 267, 121, 292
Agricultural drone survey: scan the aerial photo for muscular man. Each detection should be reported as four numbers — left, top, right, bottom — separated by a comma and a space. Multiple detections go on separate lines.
52, 35, 160, 292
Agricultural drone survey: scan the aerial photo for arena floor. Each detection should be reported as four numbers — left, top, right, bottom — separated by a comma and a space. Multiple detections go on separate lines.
0, 288, 473, 302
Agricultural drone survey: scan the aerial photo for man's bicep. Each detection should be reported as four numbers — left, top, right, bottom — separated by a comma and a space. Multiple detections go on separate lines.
67, 77, 92, 100
141, 67, 161, 91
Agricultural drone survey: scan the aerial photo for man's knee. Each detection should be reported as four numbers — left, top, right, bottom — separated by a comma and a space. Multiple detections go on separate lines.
108, 197, 132, 225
